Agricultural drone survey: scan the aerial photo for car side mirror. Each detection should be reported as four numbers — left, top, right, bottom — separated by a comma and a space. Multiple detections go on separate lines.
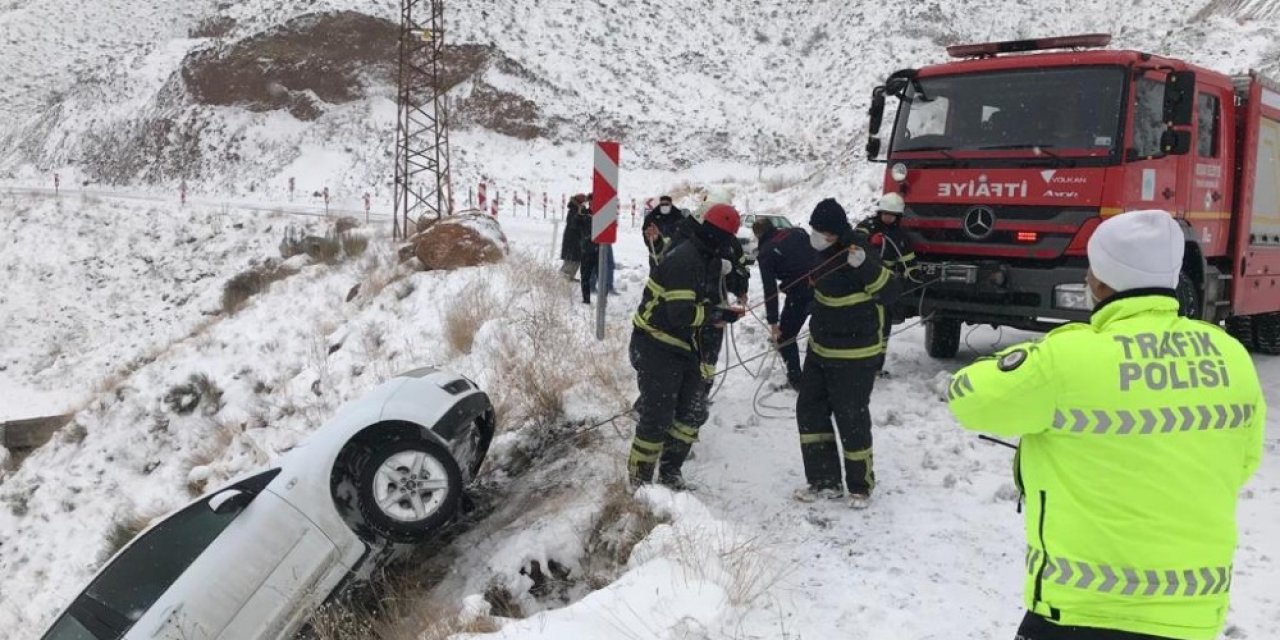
1160, 129, 1192, 156
1163, 71, 1195, 128
209, 489, 253, 514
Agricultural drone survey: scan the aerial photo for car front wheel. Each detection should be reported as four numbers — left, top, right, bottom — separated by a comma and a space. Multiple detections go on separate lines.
356, 439, 462, 543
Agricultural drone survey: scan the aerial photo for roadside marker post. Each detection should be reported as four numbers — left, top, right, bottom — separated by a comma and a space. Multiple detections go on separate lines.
591, 141, 620, 341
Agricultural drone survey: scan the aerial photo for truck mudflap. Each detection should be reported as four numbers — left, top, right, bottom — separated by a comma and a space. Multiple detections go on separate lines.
900, 260, 1091, 331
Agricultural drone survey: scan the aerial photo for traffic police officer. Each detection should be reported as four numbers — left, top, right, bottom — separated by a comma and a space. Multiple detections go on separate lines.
795, 199, 900, 509
629, 204, 746, 489
948, 210, 1265, 640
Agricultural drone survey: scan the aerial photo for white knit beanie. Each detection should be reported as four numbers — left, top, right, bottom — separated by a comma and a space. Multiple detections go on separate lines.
1087, 210, 1184, 291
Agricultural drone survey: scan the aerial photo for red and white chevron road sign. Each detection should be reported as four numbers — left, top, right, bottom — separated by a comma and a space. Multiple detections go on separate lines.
591, 141, 620, 244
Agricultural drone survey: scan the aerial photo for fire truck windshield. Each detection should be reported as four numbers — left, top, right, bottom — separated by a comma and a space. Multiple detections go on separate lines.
891, 66, 1126, 159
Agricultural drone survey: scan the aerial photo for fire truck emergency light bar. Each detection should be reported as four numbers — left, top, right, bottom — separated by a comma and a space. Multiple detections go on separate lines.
946, 34, 1112, 59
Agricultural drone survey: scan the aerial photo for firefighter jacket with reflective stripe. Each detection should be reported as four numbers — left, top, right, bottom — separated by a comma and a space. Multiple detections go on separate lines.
947, 292, 1266, 640
632, 231, 723, 358
757, 227, 818, 324
806, 235, 900, 362
855, 218, 917, 279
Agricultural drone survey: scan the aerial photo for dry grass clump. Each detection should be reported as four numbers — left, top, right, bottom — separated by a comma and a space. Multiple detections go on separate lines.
444, 281, 497, 356
163, 373, 224, 416
580, 480, 669, 590
183, 417, 242, 496
309, 571, 502, 640
221, 259, 300, 314
99, 509, 158, 563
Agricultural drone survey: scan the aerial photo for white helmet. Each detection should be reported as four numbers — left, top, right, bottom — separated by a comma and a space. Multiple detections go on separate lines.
877, 193, 906, 215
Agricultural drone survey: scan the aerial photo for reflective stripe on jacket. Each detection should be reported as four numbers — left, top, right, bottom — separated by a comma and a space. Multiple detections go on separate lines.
631, 233, 720, 357
806, 237, 899, 362
948, 292, 1266, 640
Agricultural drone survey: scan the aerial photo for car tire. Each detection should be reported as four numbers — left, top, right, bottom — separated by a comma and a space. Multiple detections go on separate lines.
355, 439, 462, 543
1225, 315, 1257, 351
1175, 271, 1202, 319
925, 317, 961, 359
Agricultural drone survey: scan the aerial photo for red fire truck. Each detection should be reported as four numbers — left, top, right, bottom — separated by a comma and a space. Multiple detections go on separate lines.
865, 34, 1280, 357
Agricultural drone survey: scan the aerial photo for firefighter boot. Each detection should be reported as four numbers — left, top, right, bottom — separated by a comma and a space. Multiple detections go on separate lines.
658, 430, 697, 491
629, 461, 657, 488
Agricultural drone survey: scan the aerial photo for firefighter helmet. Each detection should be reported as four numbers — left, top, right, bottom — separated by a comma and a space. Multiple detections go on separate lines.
878, 193, 906, 215
702, 203, 742, 235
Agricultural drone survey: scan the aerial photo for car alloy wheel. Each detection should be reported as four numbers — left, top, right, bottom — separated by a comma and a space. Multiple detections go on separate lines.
372, 450, 451, 523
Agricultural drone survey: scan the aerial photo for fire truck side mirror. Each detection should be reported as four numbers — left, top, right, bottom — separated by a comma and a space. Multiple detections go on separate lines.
1163, 71, 1196, 128
866, 137, 883, 161
1160, 129, 1192, 156
868, 87, 887, 135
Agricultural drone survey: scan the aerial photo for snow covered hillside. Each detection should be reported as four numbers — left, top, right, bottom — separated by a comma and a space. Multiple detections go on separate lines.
5, 0, 1280, 209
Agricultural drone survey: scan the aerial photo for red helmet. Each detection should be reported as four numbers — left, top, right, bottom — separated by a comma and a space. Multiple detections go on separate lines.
703, 203, 741, 235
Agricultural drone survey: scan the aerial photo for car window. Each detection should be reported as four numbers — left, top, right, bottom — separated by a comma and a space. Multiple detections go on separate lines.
40, 615, 97, 640
46, 469, 280, 640
1197, 92, 1220, 158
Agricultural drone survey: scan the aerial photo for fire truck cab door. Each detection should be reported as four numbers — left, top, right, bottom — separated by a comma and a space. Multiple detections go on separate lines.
1185, 83, 1233, 256
1126, 74, 1186, 215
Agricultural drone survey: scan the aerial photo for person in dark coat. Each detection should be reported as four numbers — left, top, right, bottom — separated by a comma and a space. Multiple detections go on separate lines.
628, 204, 745, 489
560, 194, 588, 278
855, 192, 919, 374
578, 198, 600, 304
753, 217, 819, 389
642, 195, 685, 269
794, 199, 901, 509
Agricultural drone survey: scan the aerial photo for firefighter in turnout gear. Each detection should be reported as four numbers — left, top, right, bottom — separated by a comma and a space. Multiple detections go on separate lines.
696, 234, 750, 396
856, 192, 918, 374
855, 193, 918, 280
629, 204, 746, 489
794, 199, 900, 509
948, 211, 1265, 640
753, 217, 819, 389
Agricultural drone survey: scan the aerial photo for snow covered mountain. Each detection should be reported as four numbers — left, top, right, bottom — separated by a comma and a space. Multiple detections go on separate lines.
4, 0, 1280, 209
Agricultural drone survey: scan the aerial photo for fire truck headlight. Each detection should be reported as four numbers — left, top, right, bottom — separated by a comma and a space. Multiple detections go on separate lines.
891, 162, 909, 182
1053, 283, 1090, 310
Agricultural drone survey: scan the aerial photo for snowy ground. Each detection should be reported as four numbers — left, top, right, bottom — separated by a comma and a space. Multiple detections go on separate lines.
0, 195, 1275, 640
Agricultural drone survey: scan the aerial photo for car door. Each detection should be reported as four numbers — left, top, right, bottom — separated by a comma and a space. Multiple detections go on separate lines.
142, 478, 340, 639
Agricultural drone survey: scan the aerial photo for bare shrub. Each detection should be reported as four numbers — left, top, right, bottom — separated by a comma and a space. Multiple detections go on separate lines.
163, 373, 224, 416
100, 509, 156, 563
443, 280, 497, 356
309, 572, 502, 640
486, 259, 630, 427
341, 230, 370, 258
221, 259, 300, 314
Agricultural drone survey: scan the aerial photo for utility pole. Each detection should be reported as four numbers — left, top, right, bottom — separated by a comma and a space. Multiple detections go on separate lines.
392, 0, 455, 240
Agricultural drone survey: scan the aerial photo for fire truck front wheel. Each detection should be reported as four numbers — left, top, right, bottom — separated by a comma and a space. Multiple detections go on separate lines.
925, 317, 962, 359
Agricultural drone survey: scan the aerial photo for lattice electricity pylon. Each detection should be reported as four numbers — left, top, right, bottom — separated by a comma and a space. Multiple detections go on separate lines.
392, 0, 455, 240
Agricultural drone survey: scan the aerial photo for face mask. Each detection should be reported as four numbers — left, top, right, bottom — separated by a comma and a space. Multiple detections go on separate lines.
1085, 285, 1098, 310
720, 259, 733, 276
811, 233, 833, 251
660, 205, 672, 214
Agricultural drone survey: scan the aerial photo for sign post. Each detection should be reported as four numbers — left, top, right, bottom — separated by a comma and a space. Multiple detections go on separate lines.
478, 182, 488, 213
591, 141, 620, 341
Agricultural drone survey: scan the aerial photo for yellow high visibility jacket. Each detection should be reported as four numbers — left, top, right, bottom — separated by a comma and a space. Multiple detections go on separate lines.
948, 293, 1265, 640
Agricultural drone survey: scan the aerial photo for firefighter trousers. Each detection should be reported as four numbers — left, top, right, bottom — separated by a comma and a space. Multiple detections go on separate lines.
628, 333, 708, 484
699, 324, 725, 394
778, 288, 813, 385
795, 352, 881, 494
1015, 613, 1174, 640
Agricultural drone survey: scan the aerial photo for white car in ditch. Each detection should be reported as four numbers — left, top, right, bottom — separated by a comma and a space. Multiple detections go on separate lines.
40, 367, 495, 640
